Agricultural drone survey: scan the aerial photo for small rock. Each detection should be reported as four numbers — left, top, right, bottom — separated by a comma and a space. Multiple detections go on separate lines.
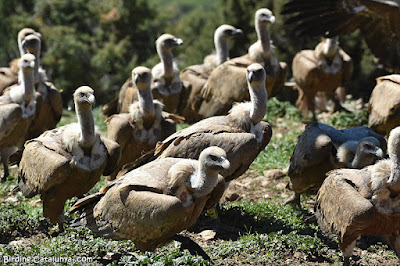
263, 169, 287, 180
102, 252, 121, 261
6, 197, 18, 203
294, 251, 303, 258
276, 182, 288, 190
199, 230, 216, 241
9, 239, 29, 248
29, 199, 42, 207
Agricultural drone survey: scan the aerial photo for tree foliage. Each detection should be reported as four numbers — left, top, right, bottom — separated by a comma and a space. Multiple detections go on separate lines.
0, 0, 160, 105
0, 0, 386, 106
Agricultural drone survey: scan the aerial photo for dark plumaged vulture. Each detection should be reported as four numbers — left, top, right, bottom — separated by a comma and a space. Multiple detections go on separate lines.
179, 24, 243, 124
198, 8, 287, 118
315, 126, 400, 264
17, 86, 121, 231
286, 122, 386, 206
70, 146, 230, 260
0, 54, 37, 182
106, 67, 183, 180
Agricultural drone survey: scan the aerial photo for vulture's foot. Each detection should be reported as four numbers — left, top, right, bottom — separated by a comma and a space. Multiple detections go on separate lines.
333, 104, 351, 113
51, 223, 65, 237
173, 235, 211, 261
1, 167, 9, 183
283, 193, 301, 207
343, 256, 350, 266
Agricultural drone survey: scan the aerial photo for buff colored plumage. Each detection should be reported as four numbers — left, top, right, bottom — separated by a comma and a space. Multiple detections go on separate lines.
70, 147, 229, 259
17, 86, 120, 230
198, 8, 287, 118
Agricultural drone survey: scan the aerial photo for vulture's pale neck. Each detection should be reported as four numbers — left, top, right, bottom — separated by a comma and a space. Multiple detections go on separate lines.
215, 35, 229, 66
31, 49, 41, 85
18, 52, 40, 86
249, 82, 268, 124
20, 49, 41, 86
255, 21, 271, 56
21, 68, 35, 104
138, 88, 155, 119
75, 103, 95, 151
18, 40, 25, 59
158, 47, 174, 77
18, 45, 41, 85
191, 164, 219, 195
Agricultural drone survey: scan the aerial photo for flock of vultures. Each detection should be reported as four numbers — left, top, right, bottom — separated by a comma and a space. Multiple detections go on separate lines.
1, 0, 400, 264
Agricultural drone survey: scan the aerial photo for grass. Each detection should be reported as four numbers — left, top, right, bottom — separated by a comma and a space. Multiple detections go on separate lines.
0, 99, 398, 265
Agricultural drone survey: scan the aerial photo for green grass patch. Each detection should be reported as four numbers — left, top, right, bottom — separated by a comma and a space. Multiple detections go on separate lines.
328, 108, 368, 128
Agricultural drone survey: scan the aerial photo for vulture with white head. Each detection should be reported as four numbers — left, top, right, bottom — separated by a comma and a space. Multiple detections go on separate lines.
20, 32, 63, 140
315, 126, 400, 265
70, 146, 230, 260
198, 8, 287, 118
17, 86, 121, 230
102, 34, 184, 116
179, 24, 243, 123
119, 64, 272, 209
286, 122, 386, 206
0, 28, 40, 94
0, 54, 37, 182
151, 33, 185, 114
292, 37, 353, 119
106, 67, 183, 180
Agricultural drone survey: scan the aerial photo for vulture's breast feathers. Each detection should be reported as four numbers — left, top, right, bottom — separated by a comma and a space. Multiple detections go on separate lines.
129, 100, 164, 144
228, 102, 263, 142
8, 86, 36, 118
152, 63, 182, 95
61, 123, 107, 171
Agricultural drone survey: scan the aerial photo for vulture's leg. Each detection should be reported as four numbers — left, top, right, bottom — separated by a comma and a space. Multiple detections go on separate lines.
341, 239, 356, 266
173, 234, 211, 261
386, 232, 400, 258
283, 192, 301, 207
1, 155, 9, 183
